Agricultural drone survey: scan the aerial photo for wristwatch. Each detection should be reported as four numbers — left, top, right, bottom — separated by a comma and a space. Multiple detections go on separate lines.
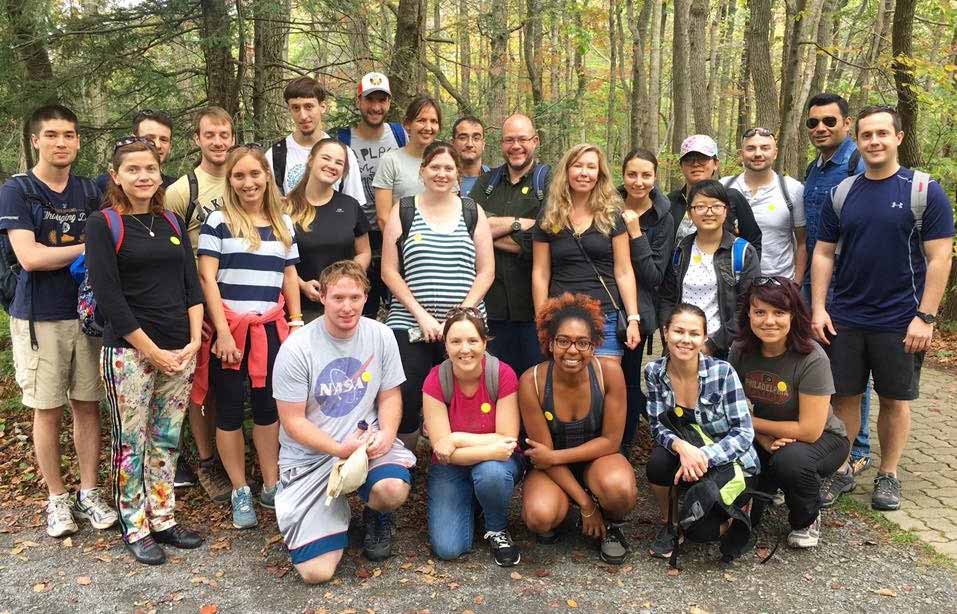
627, 314, 641, 323
510, 217, 523, 233
916, 311, 937, 324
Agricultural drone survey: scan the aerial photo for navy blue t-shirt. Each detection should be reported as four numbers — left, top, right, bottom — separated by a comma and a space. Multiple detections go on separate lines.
817, 167, 954, 331
0, 172, 100, 321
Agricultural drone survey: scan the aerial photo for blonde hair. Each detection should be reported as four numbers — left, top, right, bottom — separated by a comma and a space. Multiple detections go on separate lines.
539, 143, 622, 236
286, 139, 350, 231
221, 146, 293, 250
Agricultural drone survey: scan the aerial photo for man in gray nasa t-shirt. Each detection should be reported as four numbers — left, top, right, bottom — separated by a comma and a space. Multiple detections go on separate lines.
272, 262, 414, 584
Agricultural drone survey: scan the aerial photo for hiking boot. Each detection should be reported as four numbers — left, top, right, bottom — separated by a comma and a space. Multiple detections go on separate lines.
153, 525, 204, 549
600, 523, 629, 565
484, 530, 521, 567
196, 457, 232, 503
125, 535, 166, 565
850, 455, 872, 477
46, 493, 78, 538
73, 488, 118, 530
871, 473, 902, 511
787, 515, 821, 548
649, 522, 677, 559
173, 457, 197, 488
819, 466, 855, 508
363, 507, 394, 561
259, 483, 277, 510
231, 486, 258, 529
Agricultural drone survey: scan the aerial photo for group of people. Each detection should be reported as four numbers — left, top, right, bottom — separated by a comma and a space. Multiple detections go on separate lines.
0, 68, 952, 583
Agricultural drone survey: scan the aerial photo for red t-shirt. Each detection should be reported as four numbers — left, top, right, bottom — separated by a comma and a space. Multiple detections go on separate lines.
422, 357, 519, 447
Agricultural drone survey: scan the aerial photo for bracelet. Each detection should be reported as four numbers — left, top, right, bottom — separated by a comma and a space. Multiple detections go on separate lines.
288, 313, 303, 320
580, 503, 598, 518
288, 320, 305, 327
627, 314, 641, 322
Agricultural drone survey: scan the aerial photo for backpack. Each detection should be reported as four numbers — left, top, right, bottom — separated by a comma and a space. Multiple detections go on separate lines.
722, 173, 795, 229
830, 169, 931, 256
396, 196, 479, 276
437, 353, 500, 405
672, 236, 750, 283
804, 149, 861, 181
270, 138, 289, 195
76, 208, 183, 337
483, 163, 551, 202
335, 123, 408, 149
183, 170, 200, 228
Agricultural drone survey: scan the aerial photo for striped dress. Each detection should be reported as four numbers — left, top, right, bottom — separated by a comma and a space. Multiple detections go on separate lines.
385, 202, 485, 330
197, 210, 299, 314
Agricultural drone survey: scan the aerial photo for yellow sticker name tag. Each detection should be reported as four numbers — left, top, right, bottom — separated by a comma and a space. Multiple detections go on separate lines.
170, 236, 181, 246
522, 186, 530, 195
481, 402, 492, 414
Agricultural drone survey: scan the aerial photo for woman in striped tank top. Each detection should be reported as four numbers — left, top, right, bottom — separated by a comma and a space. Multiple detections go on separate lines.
381, 142, 494, 451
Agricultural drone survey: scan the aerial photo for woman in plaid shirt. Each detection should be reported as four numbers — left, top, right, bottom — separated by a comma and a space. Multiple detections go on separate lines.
643, 303, 758, 559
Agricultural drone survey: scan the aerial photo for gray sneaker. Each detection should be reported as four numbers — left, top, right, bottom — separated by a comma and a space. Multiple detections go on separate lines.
600, 523, 629, 564
72, 488, 118, 530
787, 515, 821, 548
231, 486, 258, 529
819, 466, 855, 508
871, 473, 902, 511
259, 484, 277, 510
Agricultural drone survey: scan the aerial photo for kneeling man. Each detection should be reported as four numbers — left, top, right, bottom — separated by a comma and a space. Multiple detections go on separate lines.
273, 260, 415, 584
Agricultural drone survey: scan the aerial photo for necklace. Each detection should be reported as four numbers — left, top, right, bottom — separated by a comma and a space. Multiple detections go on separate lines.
129, 214, 156, 237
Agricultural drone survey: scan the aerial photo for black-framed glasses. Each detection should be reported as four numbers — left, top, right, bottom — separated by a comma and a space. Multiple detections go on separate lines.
445, 305, 484, 320
502, 136, 535, 146
805, 116, 839, 129
228, 142, 265, 152
134, 108, 172, 124
553, 336, 594, 351
113, 135, 154, 154
753, 276, 786, 287
689, 203, 727, 214
743, 127, 774, 139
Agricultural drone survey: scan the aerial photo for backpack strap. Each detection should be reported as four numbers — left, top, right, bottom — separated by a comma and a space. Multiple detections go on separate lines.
271, 138, 288, 195
484, 353, 500, 402
831, 173, 861, 256
438, 359, 455, 405
532, 163, 550, 202
671, 244, 683, 270
483, 165, 506, 197
462, 197, 479, 237
160, 210, 183, 236
102, 208, 125, 253
388, 122, 407, 147
11, 174, 42, 203
396, 197, 417, 275
776, 172, 794, 215
731, 237, 749, 281
185, 170, 199, 228
76, 177, 101, 212
847, 149, 862, 177
720, 174, 740, 189
481, 163, 490, 174
804, 159, 815, 181
910, 170, 931, 233
336, 127, 352, 147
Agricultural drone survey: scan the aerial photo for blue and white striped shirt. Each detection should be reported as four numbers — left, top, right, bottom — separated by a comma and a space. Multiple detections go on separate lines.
197, 210, 299, 314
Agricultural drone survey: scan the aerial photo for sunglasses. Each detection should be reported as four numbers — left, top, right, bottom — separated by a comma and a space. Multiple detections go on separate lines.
743, 127, 774, 138
753, 276, 787, 287
113, 135, 154, 154
134, 108, 172, 123
805, 116, 839, 129
227, 142, 265, 152
445, 305, 484, 320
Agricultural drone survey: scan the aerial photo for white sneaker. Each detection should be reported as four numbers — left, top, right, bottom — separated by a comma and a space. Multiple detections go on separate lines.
787, 515, 820, 548
72, 488, 118, 530
46, 493, 78, 538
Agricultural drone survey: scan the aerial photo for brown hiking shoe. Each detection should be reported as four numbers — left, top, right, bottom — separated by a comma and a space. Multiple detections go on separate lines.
196, 457, 232, 503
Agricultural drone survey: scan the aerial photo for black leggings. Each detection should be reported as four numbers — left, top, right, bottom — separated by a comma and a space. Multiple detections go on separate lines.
646, 445, 682, 486
209, 322, 281, 431
752, 431, 849, 530
393, 328, 446, 435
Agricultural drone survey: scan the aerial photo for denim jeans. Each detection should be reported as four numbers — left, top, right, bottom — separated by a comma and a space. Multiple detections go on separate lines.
487, 320, 541, 377
427, 455, 523, 560
801, 275, 871, 460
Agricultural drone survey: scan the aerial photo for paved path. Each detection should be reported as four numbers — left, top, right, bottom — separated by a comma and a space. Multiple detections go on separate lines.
849, 364, 957, 558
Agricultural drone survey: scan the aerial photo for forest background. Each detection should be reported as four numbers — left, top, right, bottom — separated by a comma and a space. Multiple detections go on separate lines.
1, 0, 956, 316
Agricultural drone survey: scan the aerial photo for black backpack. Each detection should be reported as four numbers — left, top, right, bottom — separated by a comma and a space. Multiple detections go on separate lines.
183, 170, 200, 227
395, 196, 479, 276
804, 149, 861, 180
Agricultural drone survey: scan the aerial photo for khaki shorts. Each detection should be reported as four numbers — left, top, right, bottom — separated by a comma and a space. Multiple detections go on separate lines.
10, 318, 104, 410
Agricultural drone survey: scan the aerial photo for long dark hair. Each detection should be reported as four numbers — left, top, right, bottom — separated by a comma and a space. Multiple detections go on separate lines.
736, 277, 815, 355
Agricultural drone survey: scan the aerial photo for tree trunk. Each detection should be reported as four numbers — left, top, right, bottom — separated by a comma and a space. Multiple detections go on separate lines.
736, 12, 753, 147
891, 0, 922, 168
625, 0, 642, 149
848, 0, 894, 113
671, 0, 691, 162
389, 0, 425, 114
645, 0, 664, 150
458, 0, 470, 104
523, 0, 544, 110
715, 0, 738, 149
488, 0, 508, 128
747, 0, 778, 131
606, 0, 619, 151
809, 0, 839, 95
688, 0, 712, 134
200, 0, 240, 116
829, 0, 868, 88
253, 0, 289, 143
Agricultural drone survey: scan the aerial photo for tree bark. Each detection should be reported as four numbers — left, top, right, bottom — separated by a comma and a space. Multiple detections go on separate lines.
488, 0, 508, 128
747, 0, 778, 131
606, 0, 619, 151
458, 0, 470, 104
645, 0, 664, 150
389, 0, 425, 114
688, 0, 712, 134
848, 0, 894, 113
671, 0, 691, 162
200, 0, 240, 116
736, 12, 753, 147
253, 0, 289, 142
524, 0, 544, 110
891, 0, 922, 167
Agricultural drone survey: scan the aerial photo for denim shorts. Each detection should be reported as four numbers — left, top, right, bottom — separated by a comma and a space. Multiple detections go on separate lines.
596, 311, 624, 357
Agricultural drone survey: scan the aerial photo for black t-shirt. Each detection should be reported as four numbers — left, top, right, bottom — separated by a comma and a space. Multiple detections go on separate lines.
532, 213, 626, 313
0, 172, 100, 321
294, 192, 369, 309
85, 210, 203, 349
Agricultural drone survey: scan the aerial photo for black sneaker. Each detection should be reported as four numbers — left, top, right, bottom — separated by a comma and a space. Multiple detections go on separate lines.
173, 457, 197, 488
600, 523, 629, 564
363, 507, 394, 561
153, 525, 204, 549
649, 522, 677, 559
819, 465, 855, 508
871, 473, 902, 511
125, 535, 166, 566
484, 530, 521, 567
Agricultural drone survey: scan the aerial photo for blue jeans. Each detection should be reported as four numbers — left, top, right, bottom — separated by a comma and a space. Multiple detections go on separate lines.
596, 311, 624, 357
427, 455, 523, 560
487, 320, 541, 377
802, 276, 871, 460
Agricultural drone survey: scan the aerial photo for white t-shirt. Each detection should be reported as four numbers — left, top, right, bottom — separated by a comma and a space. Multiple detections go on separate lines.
265, 133, 365, 207
721, 173, 805, 277
682, 241, 721, 336
371, 148, 425, 204
348, 126, 403, 228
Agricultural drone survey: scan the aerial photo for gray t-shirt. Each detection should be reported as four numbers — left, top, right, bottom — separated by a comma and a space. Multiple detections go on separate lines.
349, 127, 402, 229
729, 340, 847, 438
272, 316, 406, 468
372, 148, 424, 206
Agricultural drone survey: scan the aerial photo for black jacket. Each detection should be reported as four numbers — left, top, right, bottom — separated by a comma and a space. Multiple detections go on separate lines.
657, 229, 760, 355
668, 185, 763, 261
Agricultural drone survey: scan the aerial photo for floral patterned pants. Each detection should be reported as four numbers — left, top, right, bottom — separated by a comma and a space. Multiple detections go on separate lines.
101, 347, 194, 543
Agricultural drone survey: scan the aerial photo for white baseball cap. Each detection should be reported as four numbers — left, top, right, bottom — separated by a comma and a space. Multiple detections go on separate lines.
679, 134, 719, 159
358, 72, 391, 97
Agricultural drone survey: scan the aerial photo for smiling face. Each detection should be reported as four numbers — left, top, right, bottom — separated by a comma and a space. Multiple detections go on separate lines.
452, 120, 485, 164
550, 318, 595, 375
445, 319, 487, 372
665, 311, 707, 361
406, 104, 440, 148
321, 276, 367, 335
807, 102, 851, 154
110, 149, 161, 205
500, 115, 539, 173
567, 150, 600, 197
309, 142, 347, 187
740, 134, 777, 173
623, 156, 656, 202
194, 116, 234, 168
688, 193, 728, 232
135, 119, 172, 164
287, 97, 325, 138
748, 297, 791, 349
679, 153, 719, 186
228, 154, 269, 207
420, 150, 459, 194
358, 91, 391, 129
856, 112, 902, 169
32, 118, 79, 169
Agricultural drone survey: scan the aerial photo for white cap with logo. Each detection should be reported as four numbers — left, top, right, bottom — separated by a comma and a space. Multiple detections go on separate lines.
358, 72, 391, 97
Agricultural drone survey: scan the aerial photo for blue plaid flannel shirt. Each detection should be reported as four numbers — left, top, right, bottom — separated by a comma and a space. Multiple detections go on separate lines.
644, 353, 759, 475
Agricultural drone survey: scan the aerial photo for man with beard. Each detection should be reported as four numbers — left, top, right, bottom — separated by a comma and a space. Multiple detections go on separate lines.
468, 114, 550, 376
96, 109, 177, 193
721, 128, 806, 279
452, 115, 489, 196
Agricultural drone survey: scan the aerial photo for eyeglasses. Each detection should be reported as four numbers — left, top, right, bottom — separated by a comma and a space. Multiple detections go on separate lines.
227, 142, 265, 152
743, 127, 774, 139
753, 276, 786, 287
134, 108, 172, 124
445, 305, 484, 320
502, 136, 535, 146
113, 135, 154, 154
454, 134, 484, 143
553, 336, 594, 351
805, 116, 839, 129
680, 153, 714, 166
689, 203, 727, 214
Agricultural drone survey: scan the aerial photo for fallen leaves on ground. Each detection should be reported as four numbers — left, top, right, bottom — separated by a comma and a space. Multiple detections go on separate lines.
876, 588, 898, 598
199, 605, 219, 614
566, 599, 579, 608
76, 576, 92, 585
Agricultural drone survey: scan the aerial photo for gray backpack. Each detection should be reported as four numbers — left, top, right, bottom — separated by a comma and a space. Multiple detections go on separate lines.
830, 170, 931, 256
437, 353, 500, 405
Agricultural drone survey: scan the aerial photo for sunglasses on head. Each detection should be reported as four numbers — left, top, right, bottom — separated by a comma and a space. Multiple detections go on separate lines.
113, 135, 154, 154
227, 142, 265, 152
134, 108, 172, 123
753, 276, 787, 287
805, 116, 839, 129
445, 305, 484, 320
743, 127, 774, 139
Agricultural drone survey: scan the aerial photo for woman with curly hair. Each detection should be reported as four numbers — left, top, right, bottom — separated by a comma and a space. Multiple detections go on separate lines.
729, 277, 848, 548
531, 144, 641, 360
518, 293, 637, 565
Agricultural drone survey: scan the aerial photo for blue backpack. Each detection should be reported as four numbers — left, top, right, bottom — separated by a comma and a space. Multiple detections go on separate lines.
672, 236, 749, 282
335, 123, 407, 149
483, 163, 551, 202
